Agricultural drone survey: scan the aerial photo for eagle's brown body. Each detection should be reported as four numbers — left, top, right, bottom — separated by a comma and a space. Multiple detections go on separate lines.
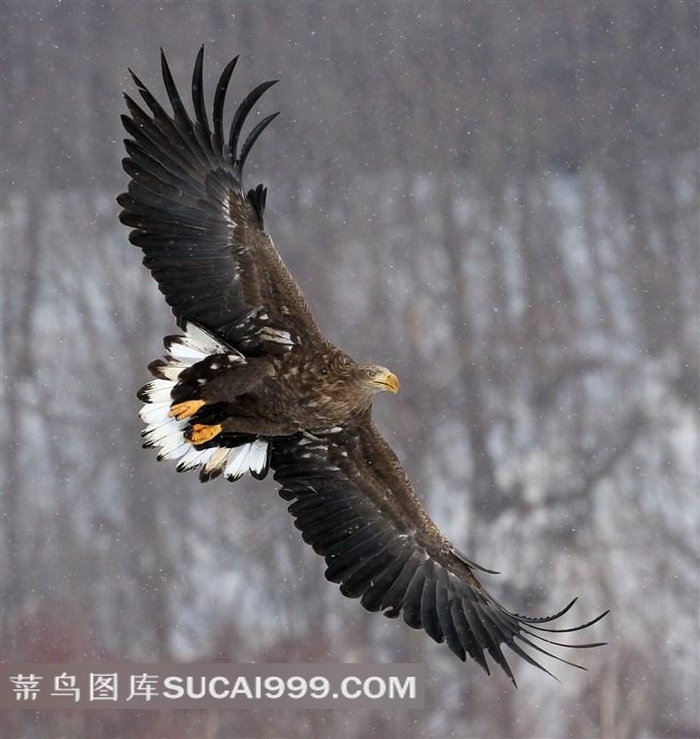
172, 346, 397, 436
118, 48, 606, 684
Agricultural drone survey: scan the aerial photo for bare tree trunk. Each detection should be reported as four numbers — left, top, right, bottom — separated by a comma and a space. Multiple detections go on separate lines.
1, 192, 45, 657
438, 179, 503, 520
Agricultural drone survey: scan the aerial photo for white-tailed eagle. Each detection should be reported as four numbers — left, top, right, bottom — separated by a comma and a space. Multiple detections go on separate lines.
117, 48, 607, 685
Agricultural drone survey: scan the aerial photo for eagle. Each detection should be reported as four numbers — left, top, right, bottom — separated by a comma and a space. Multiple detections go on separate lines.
117, 48, 606, 685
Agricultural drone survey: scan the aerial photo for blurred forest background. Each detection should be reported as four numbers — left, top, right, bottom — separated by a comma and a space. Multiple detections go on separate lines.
1, 2, 698, 738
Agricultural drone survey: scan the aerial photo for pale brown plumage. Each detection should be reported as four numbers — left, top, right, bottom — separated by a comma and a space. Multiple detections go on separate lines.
118, 47, 607, 685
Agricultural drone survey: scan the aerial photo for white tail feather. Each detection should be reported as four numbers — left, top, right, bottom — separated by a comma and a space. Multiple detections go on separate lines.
176, 446, 216, 472
139, 401, 172, 425
167, 321, 232, 360
204, 446, 232, 475
142, 418, 184, 446
248, 438, 270, 477
157, 364, 185, 381
224, 444, 257, 481
141, 379, 177, 404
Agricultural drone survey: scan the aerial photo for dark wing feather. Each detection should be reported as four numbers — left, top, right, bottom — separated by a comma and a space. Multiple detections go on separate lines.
117, 48, 324, 353
271, 422, 608, 685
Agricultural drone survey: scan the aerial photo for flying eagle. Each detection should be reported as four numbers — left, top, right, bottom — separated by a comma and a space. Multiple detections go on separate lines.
117, 48, 606, 685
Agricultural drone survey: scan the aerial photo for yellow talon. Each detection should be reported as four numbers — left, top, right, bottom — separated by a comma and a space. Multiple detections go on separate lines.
189, 423, 223, 444
169, 399, 206, 420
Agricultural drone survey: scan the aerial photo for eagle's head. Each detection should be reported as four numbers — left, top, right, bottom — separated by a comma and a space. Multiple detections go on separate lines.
356, 364, 400, 395
316, 355, 400, 420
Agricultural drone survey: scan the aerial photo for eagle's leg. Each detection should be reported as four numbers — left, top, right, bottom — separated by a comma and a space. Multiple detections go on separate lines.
170, 399, 206, 420
189, 423, 223, 444
186, 413, 298, 445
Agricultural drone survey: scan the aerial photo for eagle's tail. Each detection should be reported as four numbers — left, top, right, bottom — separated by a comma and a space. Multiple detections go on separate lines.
137, 321, 270, 482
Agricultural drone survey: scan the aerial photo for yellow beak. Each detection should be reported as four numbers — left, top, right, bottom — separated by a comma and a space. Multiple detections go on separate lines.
374, 369, 400, 394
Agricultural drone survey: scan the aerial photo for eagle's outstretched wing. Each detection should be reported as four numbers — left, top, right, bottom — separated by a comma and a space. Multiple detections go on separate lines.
118, 49, 607, 684
272, 421, 606, 685
118, 47, 324, 355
